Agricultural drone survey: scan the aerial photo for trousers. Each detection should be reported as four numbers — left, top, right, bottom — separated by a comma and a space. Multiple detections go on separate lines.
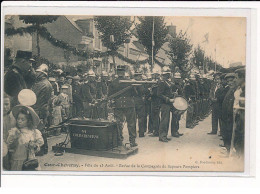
114, 107, 137, 143
151, 101, 160, 135
211, 102, 221, 133
135, 103, 146, 136
159, 103, 171, 140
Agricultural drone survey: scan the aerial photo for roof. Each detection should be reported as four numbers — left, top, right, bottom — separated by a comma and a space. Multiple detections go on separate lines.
64, 16, 83, 33
132, 41, 146, 53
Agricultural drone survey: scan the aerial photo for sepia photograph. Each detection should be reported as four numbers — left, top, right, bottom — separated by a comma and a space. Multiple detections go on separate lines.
1, 5, 250, 175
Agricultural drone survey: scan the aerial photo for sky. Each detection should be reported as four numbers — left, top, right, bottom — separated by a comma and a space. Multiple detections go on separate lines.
68, 15, 246, 68
165, 16, 246, 68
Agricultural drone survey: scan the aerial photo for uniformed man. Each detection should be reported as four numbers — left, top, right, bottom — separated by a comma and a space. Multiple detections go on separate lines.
81, 70, 98, 119
133, 72, 146, 137
108, 65, 138, 147
157, 66, 174, 142
171, 72, 184, 137
72, 75, 83, 117
149, 71, 161, 137
99, 71, 109, 119
184, 74, 197, 129
145, 73, 153, 134
221, 73, 237, 154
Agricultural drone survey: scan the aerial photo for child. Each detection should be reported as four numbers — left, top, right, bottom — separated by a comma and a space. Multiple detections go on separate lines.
51, 99, 63, 135
58, 85, 70, 121
7, 105, 44, 171
3, 93, 16, 170
47, 89, 57, 127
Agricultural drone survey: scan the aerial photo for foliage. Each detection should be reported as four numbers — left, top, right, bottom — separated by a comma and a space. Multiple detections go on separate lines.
19, 15, 59, 56
19, 16, 59, 25
167, 30, 193, 72
192, 45, 205, 69
136, 16, 168, 66
94, 16, 132, 52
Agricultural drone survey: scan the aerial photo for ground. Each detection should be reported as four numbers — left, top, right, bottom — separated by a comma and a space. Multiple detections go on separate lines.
37, 114, 244, 172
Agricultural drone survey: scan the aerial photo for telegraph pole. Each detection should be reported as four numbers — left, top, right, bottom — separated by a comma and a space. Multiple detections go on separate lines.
151, 16, 155, 69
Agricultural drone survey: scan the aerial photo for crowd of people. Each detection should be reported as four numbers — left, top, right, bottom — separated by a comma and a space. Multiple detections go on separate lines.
3, 51, 245, 171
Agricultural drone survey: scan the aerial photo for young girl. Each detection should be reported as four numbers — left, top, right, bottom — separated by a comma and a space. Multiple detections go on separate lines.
7, 105, 44, 171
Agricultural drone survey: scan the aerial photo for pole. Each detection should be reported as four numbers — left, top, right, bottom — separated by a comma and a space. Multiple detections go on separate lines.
214, 44, 217, 72
151, 16, 155, 69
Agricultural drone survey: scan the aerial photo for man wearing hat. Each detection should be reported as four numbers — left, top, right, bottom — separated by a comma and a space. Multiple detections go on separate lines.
221, 73, 237, 155
72, 75, 83, 117
81, 70, 98, 118
133, 71, 146, 137
4, 50, 37, 107
31, 63, 52, 155
149, 71, 161, 137
208, 73, 222, 135
184, 73, 197, 129
108, 65, 138, 147
157, 66, 174, 142
99, 71, 110, 119
171, 72, 184, 137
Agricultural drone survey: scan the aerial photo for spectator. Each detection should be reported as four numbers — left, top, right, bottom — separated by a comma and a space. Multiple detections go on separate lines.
3, 93, 16, 170
6, 105, 44, 171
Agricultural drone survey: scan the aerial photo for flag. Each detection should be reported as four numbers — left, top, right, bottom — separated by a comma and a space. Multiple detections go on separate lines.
202, 33, 209, 43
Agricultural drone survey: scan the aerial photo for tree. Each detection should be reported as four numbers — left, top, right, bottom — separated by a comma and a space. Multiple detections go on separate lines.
167, 30, 193, 73
136, 16, 168, 67
19, 16, 59, 57
94, 16, 132, 67
192, 45, 205, 70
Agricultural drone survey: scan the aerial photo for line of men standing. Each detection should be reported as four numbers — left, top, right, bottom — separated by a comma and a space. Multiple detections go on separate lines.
208, 68, 245, 158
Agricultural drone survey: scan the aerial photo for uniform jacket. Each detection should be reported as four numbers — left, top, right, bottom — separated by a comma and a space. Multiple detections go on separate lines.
108, 77, 136, 108
81, 81, 97, 103
157, 80, 174, 104
133, 84, 146, 106
72, 83, 83, 103
184, 81, 196, 100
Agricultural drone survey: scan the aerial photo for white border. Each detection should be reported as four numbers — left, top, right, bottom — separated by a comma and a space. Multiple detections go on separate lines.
1, 1, 256, 179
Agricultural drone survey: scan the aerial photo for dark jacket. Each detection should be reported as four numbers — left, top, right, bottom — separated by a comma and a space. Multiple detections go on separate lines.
81, 81, 97, 103
72, 83, 83, 103
221, 87, 236, 122
157, 80, 174, 104
184, 81, 196, 100
108, 77, 136, 108
32, 72, 53, 119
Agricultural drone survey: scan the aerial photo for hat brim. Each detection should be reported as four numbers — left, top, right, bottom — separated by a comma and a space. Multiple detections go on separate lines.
12, 105, 40, 129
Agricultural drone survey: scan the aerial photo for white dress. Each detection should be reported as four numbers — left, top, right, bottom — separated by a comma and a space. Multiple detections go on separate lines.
7, 127, 44, 171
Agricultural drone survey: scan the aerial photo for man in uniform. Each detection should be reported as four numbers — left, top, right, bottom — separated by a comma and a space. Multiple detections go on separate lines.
99, 71, 109, 119
108, 65, 138, 147
149, 71, 161, 137
81, 70, 98, 119
72, 75, 83, 117
133, 72, 146, 137
184, 74, 197, 129
171, 72, 184, 137
221, 73, 237, 154
157, 66, 175, 142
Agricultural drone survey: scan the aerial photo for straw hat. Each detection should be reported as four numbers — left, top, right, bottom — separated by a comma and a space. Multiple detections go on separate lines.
12, 105, 40, 129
